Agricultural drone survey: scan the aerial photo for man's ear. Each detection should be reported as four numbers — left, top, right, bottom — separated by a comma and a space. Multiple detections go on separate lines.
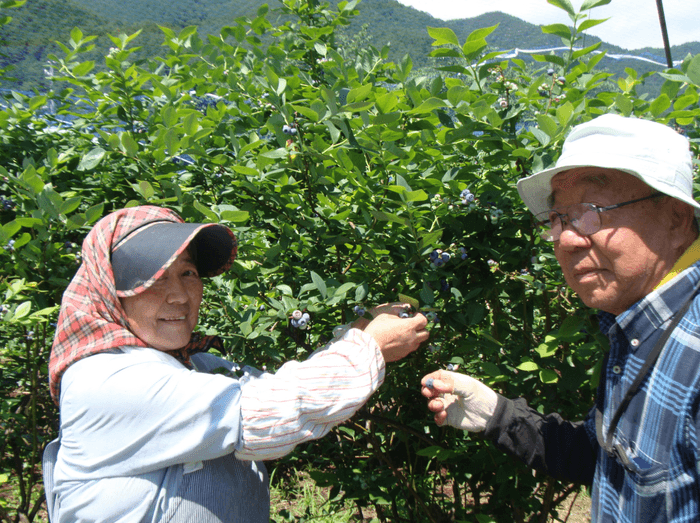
668, 198, 698, 251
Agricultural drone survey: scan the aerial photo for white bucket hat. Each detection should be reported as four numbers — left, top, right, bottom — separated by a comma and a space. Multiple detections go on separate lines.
516, 114, 700, 218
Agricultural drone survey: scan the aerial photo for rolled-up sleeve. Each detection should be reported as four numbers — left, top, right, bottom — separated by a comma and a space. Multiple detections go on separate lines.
236, 328, 385, 460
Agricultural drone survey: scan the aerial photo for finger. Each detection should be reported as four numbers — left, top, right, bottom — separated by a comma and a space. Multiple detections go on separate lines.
427, 398, 445, 413
435, 411, 448, 426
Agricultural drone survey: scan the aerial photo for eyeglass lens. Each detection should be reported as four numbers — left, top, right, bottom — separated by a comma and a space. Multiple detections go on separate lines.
538, 204, 601, 242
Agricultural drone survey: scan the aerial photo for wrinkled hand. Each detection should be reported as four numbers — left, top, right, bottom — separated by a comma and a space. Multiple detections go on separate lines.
364, 312, 429, 362
420, 370, 498, 432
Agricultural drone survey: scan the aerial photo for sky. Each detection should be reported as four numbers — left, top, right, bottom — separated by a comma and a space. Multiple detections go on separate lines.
394, 0, 699, 50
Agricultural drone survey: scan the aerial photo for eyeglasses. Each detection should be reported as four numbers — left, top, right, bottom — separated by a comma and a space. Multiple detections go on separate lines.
535, 192, 663, 242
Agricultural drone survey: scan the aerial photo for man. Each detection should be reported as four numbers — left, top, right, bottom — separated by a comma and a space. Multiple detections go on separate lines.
422, 114, 700, 522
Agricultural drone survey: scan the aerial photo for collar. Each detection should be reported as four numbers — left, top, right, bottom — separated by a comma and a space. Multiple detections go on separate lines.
602, 259, 700, 352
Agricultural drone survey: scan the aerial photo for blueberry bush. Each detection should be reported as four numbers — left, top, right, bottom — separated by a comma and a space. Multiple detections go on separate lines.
0, 0, 699, 521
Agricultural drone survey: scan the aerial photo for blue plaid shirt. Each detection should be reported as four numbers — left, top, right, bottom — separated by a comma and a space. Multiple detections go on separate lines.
585, 261, 700, 522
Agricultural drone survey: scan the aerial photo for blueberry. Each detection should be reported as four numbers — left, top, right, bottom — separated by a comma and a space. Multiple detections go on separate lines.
441, 252, 450, 262
426, 378, 434, 389
430, 249, 440, 261
282, 125, 291, 134
547, 68, 554, 76
291, 309, 303, 320
487, 259, 497, 267
447, 364, 455, 371
353, 305, 366, 316
463, 193, 475, 203
399, 310, 411, 319
26, 331, 34, 340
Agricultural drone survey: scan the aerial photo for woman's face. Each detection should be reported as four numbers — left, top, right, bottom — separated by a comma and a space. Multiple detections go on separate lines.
120, 249, 203, 351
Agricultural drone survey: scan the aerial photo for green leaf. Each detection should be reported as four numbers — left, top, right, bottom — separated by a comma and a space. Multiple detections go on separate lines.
13, 301, 31, 320
347, 83, 372, 103
556, 102, 573, 126
581, 0, 611, 8
408, 97, 447, 114
547, 0, 575, 16
134, 180, 155, 199
539, 369, 559, 384
558, 315, 583, 337
578, 18, 608, 33
615, 94, 633, 115
686, 54, 700, 86
427, 26, 459, 47
78, 147, 106, 171
462, 38, 487, 59
650, 94, 671, 117
355, 283, 368, 302
406, 190, 428, 202
121, 133, 139, 157
291, 105, 319, 122
59, 197, 82, 215
398, 293, 419, 309
220, 210, 249, 223
517, 361, 539, 372
310, 271, 327, 299
541, 23, 572, 39
369, 210, 409, 226
467, 25, 498, 42
536, 114, 558, 137
20, 167, 45, 194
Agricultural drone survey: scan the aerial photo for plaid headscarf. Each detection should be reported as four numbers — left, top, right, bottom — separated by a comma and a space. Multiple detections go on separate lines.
49, 206, 235, 403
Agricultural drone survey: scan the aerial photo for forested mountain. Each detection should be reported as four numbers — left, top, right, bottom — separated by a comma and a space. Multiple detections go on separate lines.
0, 0, 697, 89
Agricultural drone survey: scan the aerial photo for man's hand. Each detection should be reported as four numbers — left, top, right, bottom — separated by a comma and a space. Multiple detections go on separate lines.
364, 312, 429, 362
421, 370, 498, 432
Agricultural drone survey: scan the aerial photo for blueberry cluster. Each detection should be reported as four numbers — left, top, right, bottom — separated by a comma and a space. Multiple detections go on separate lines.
26, 330, 34, 340
353, 305, 366, 317
282, 124, 298, 135
460, 247, 468, 260
4, 240, 15, 251
429, 249, 451, 268
460, 188, 475, 204
290, 309, 310, 329
1, 198, 15, 211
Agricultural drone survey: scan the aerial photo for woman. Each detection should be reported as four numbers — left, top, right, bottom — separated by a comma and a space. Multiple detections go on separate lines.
43, 205, 428, 523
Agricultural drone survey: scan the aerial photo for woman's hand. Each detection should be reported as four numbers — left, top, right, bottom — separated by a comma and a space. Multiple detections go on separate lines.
364, 312, 429, 362
350, 302, 412, 330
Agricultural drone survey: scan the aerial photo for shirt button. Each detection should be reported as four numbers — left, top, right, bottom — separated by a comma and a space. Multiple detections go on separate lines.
630, 339, 640, 347
612, 365, 622, 374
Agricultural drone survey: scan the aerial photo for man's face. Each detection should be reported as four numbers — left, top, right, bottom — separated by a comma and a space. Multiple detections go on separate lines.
551, 168, 687, 315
